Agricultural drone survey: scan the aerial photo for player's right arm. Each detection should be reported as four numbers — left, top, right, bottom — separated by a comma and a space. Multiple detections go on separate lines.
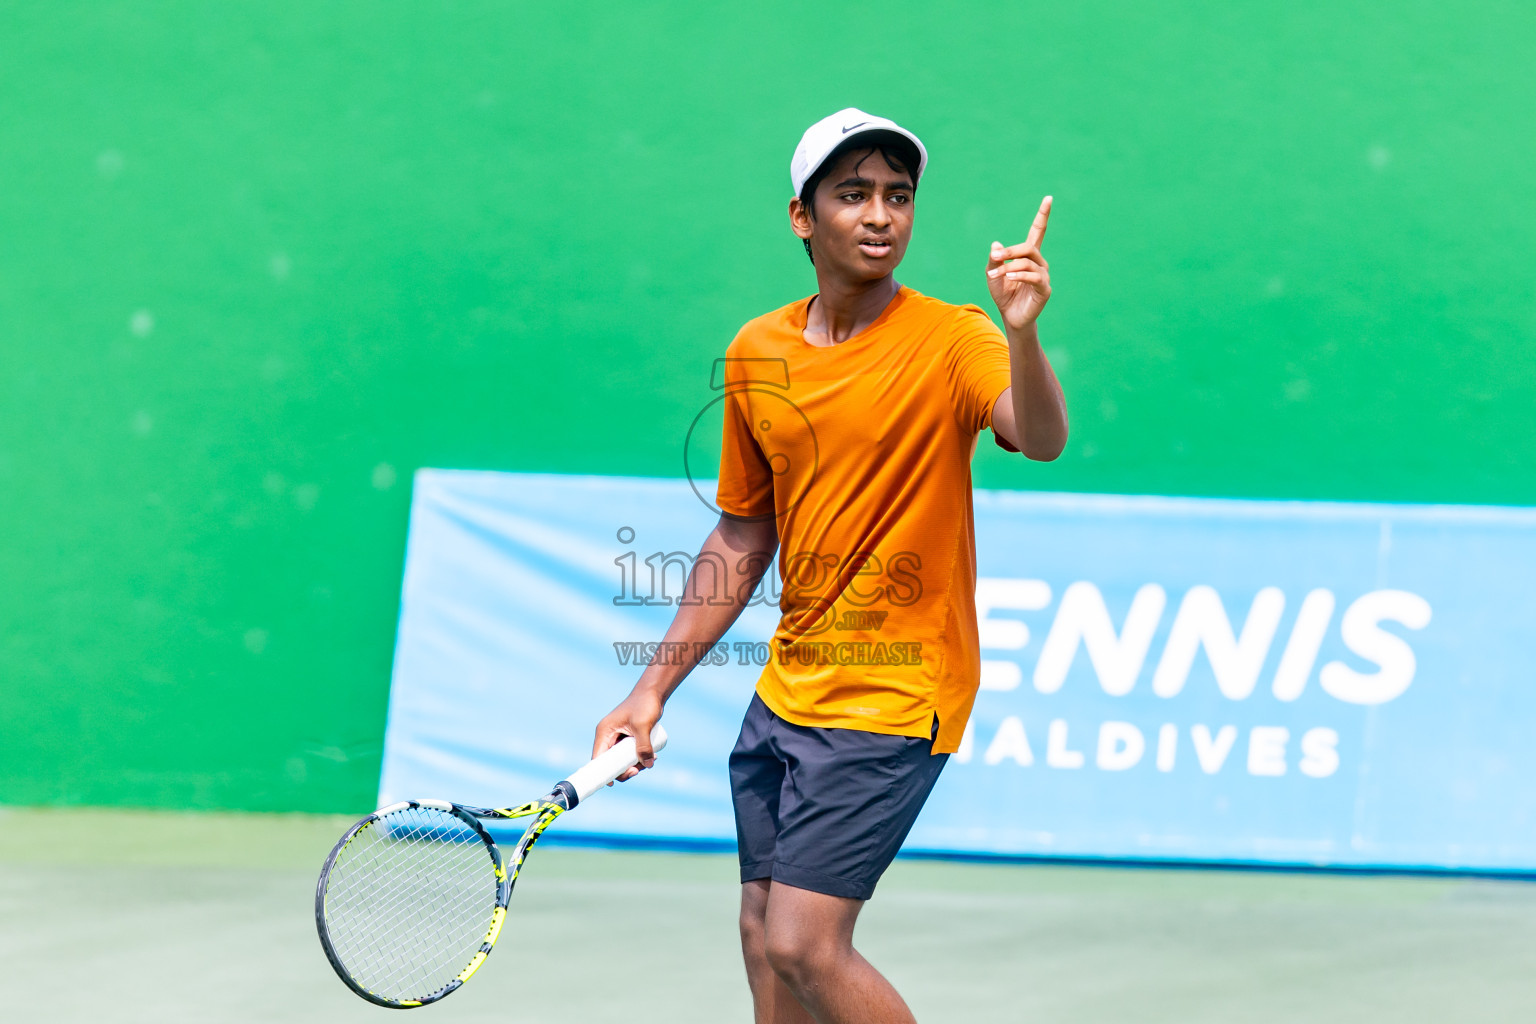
592, 513, 778, 779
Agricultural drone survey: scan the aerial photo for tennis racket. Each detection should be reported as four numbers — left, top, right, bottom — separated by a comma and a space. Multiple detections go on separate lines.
315, 726, 668, 1008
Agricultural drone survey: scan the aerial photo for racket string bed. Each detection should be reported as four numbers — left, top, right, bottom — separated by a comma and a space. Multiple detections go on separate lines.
362, 817, 492, 994
335, 820, 490, 998
321, 806, 503, 1001
326, 834, 462, 996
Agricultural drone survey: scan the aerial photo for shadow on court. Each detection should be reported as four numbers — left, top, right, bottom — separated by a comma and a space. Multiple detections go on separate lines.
1, 807, 1531, 1022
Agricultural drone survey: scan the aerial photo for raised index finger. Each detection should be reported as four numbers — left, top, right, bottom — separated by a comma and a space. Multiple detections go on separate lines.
1025, 195, 1053, 249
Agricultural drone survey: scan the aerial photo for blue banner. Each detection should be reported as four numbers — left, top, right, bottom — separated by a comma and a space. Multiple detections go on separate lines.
380, 471, 1536, 871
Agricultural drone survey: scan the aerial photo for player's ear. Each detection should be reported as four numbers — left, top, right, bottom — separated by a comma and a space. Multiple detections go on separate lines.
789, 196, 814, 241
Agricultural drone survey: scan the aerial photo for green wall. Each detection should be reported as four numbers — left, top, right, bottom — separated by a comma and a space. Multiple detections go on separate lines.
2, 2, 1532, 812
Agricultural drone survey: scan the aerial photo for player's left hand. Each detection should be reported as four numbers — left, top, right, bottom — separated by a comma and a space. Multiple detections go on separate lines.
986, 195, 1052, 330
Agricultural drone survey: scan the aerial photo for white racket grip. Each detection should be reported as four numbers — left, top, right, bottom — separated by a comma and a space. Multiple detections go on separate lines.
564, 725, 669, 806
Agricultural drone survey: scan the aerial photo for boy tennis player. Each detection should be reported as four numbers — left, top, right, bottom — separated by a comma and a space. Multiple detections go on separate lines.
592, 108, 1067, 1023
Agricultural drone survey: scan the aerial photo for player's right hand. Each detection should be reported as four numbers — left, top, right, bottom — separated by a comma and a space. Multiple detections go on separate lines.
592, 686, 664, 783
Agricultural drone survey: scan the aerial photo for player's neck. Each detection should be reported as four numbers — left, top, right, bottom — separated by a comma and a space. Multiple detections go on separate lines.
804, 274, 900, 347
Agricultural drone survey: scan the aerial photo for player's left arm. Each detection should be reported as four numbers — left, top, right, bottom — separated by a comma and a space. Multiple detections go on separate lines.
985, 195, 1069, 461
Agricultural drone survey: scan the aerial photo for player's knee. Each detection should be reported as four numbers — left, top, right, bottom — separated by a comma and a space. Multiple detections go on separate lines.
739, 906, 767, 955
762, 924, 832, 989
739, 881, 770, 952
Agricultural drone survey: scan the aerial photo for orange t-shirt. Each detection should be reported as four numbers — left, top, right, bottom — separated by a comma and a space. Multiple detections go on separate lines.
715, 285, 1013, 754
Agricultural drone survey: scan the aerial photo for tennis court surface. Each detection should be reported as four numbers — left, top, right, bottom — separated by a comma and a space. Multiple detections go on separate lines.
2, 806, 1531, 1022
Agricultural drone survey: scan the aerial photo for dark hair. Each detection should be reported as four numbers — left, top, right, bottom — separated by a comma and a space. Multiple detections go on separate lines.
797, 131, 922, 264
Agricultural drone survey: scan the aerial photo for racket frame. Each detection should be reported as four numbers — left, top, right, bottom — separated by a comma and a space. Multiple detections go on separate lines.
314, 790, 571, 1009
315, 727, 665, 1008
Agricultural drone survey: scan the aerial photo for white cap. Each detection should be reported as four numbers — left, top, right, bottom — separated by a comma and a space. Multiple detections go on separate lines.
790, 107, 928, 197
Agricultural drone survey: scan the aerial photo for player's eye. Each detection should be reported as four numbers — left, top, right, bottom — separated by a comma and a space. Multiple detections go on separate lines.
888, 193, 910, 205
840, 192, 864, 202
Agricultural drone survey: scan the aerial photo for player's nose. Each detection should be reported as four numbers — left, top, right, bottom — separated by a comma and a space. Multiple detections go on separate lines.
863, 195, 892, 228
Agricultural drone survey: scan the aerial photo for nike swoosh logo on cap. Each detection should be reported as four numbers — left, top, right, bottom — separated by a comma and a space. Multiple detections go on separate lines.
841, 122, 870, 134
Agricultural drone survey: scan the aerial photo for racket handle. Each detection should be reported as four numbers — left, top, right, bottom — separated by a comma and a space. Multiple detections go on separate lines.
563, 725, 669, 806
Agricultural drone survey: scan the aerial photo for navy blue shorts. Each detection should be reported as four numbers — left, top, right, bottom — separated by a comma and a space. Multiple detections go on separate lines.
728, 694, 949, 901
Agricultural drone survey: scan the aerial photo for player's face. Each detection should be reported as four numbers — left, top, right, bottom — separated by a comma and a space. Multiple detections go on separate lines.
802, 148, 915, 282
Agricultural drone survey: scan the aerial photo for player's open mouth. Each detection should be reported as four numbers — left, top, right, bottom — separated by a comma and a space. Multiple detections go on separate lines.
858, 240, 892, 257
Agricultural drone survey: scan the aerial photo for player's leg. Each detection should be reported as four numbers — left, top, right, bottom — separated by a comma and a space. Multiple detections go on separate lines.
740, 878, 817, 1024
755, 708, 949, 1022
762, 881, 915, 1024
732, 697, 809, 1022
